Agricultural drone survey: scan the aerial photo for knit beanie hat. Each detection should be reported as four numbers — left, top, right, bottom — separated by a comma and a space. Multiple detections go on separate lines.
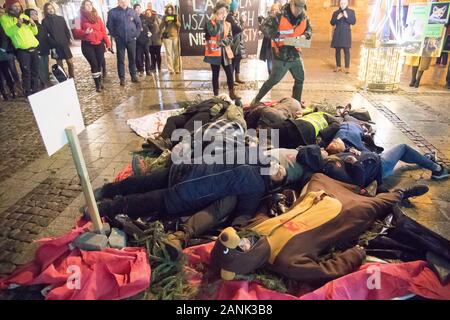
213, 1, 229, 13
4, 0, 22, 10
230, 0, 238, 11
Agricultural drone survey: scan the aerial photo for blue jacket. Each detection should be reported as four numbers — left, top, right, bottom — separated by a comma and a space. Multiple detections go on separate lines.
334, 122, 370, 152
107, 6, 141, 42
164, 163, 270, 219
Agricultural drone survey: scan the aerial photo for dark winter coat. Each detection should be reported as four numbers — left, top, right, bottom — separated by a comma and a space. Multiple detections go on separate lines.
330, 8, 356, 48
106, 6, 141, 42
297, 145, 382, 187
226, 13, 245, 57
42, 14, 73, 59
137, 14, 151, 46
164, 162, 271, 220
148, 15, 162, 46
334, 122, 370, 152
35, 22, 50, 56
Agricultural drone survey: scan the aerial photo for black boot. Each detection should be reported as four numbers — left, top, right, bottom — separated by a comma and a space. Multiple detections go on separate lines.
8, 84, 16, 99
213, 88, 219, 96
1, 90, 8, 101
409, 66, 418, 87
94, 76, 102, 92
398, 185, 429, 200
414, 70, 424, 88
99, 75, 104, 89
147, 136, 172, 151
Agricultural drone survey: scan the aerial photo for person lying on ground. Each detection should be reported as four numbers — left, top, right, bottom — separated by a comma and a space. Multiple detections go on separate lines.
146, 95, 246, 151
265, 111, 341, 149
244, 97, 303, 129
89, 157, 288, 227
297, 144, 449, 188
325, 122, 384, 154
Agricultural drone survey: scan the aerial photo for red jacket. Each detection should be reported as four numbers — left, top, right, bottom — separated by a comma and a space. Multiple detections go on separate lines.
73, 14, 111, 48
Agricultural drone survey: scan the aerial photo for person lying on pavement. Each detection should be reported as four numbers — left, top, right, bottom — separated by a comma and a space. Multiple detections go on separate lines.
296, 144, 449, 188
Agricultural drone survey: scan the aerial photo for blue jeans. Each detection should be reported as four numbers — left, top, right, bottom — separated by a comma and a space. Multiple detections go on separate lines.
380, 144, 439, 178
115, 37, 137, 79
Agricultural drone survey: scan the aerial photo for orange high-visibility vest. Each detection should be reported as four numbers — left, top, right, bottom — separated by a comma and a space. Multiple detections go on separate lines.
272, 16, 307, 54
205, 20, 233, 58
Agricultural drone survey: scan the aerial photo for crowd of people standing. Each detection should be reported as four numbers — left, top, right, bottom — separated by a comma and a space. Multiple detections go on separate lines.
1, 0, 450, 102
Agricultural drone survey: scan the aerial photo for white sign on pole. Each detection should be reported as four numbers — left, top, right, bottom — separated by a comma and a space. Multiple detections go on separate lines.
28, 79, 85, 157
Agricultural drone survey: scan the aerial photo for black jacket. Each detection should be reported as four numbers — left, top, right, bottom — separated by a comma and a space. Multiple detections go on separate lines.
35, 22, 50, 56
297, 145, 382, 187
330, 8, 356, 48
137, 14, 150, 46
42, 15, 71, 48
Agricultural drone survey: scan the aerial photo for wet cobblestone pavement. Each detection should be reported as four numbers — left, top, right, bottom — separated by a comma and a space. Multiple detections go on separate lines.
0, 42, 449, 295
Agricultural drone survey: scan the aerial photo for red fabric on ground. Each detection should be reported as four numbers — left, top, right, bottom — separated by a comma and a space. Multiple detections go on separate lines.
183, 242, 450, 300
0, 223, 150, 300
114, 164, 133, 182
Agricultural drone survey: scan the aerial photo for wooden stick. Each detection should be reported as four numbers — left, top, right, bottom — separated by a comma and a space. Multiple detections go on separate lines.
65, 126, 103, 233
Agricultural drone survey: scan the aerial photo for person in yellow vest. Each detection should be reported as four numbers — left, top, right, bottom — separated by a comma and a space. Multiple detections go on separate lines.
0, 0, 39, 96
267, 111, 340, 149
204, 1, 240, 100
251, 0, 312, 105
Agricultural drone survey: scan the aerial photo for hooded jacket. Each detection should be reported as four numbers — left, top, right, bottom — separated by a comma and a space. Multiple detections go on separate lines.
211, 173, 402, 285
297, 145, 382, 187
0, 13, 38, 50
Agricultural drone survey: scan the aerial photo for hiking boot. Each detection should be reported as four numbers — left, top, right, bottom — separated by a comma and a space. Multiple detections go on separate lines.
162, 230, 187, 261
431, 167, 450, 180
398, 185, 429, 200
228, 88, 241, 100
120, 78, 125, 86
93, 187, 105, 202
147, 136, 172, 151
235, 73, 245, 84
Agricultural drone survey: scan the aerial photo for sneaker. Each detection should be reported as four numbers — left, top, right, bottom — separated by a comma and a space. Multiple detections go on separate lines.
120, 78, 125, 86
93, 187, 105, 202
431, 167, 450, 180
424, 151, 437, 162
399, 184, 429, 200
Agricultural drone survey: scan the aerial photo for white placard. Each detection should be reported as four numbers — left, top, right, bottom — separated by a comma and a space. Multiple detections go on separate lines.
28, 79, 85, 156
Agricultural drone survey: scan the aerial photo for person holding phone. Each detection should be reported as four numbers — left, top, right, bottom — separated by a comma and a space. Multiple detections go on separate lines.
204, 1, 240, 100
0, 0, 39, 96
73, 0, 111, 92
161, 4, 181, 74
330, 0, 356, 73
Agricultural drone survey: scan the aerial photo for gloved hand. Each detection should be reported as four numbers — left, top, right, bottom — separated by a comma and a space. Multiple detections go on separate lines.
304, 32, 311, 40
